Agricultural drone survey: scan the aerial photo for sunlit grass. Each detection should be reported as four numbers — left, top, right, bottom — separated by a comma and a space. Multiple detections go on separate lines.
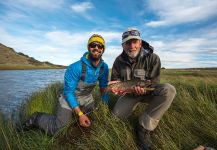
0, 69, 217, 150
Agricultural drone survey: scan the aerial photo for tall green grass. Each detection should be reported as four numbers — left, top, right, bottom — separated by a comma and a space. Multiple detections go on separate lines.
0, 69, 217, 150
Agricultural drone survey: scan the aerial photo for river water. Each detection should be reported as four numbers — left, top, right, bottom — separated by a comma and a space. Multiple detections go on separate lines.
0, 69, 65, 118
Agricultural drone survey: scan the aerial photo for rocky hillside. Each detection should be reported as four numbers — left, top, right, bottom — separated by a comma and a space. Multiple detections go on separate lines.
0, 43, 65, 69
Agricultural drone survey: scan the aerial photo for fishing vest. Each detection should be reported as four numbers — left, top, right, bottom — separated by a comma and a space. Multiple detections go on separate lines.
60, 62, 105, 110
80, 61, 105, 81
74, 62, 105, 106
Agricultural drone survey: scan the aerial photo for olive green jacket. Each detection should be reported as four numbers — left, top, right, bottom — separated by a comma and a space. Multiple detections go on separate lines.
111, 40, 161, 83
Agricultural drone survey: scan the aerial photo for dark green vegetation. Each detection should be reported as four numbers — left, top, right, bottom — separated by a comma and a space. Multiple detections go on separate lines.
0, 69, 217, 150
0, 43, 65, 70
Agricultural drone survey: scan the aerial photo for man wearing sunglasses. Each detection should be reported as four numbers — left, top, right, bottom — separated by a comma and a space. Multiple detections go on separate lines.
110, 28, 176, 150
22, 34, 109, 135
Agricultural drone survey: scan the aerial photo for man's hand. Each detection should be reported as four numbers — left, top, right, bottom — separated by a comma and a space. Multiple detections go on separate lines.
111, 89, 127, 95
108, 81, 125, 95
74, 106, 91, 127
79, 114, 91, 127
134, 86, 147, 95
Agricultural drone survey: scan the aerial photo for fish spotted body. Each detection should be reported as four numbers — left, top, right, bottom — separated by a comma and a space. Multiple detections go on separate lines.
107, 79, 155, 94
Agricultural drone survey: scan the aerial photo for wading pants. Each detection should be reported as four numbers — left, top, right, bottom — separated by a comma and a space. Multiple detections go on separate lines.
35, 94, 95, 135
112, 83, 176, 131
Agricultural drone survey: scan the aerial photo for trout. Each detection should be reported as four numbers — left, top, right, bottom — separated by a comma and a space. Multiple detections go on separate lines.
106, 79, 155, 94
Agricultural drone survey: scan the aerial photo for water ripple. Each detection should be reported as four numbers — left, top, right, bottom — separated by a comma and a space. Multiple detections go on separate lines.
0, 69, 65, 117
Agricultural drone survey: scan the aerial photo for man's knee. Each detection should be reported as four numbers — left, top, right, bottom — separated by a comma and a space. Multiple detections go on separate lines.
164, 83, 176, 98
112, 107, 127, 119
155, 83, 176, 97
112, 108, 122, 118
112, 95, 139, 119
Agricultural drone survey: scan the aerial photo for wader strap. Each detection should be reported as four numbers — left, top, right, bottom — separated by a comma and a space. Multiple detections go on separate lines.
98, 63, 104, 80
81, 62, 86, 81
81, 62, 104, 81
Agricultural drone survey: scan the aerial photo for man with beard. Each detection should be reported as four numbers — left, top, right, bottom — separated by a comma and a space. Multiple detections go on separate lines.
22, 34, 109, 135
110, 28, 176, 150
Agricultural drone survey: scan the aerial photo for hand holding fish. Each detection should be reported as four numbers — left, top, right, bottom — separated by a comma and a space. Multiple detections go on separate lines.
108, 81, 126, 95
111, 89, 127, 95
134, 85, 147, 95
107, 79, 155, 95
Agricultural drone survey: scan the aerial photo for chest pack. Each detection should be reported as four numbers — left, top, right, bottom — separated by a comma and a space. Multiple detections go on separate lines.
80, 62, 105, 81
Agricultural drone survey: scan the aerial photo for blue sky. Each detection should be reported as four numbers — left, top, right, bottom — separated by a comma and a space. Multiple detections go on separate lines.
0, 0, 217, 68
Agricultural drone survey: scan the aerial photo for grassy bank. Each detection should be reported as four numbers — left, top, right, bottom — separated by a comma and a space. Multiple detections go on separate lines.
0, 69, 217, 149
0, 64, 66, 70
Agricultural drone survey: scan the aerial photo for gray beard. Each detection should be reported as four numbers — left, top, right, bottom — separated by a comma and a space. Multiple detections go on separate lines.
124, 49, 139, 58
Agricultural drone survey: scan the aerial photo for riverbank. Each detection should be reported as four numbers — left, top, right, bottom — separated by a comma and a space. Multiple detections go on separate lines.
0, 69, 217, 149
0, 65, 66, 70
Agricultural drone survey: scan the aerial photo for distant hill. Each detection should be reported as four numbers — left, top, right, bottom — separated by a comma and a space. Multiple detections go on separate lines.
0, 43, 66, 70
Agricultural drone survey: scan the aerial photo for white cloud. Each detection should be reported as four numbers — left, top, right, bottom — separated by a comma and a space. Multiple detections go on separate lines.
0, 27, 35, 52
3, 0, 63, 10
150, 41, 165, 49
161, 52, 193, 63
70, 2, 93, 13
1, 25, 216, 68
45, 30, 122, 47
44, 30, 122, 67
69, 2, 95, 20
0, 27, 122, 66
0, 27, 71, 65
167, 38, 206, 52
103, 45, 123, 67
1, 12, 27, 21
149, 33, 217, 68
91, 31, 122, 43
151, 36, 217, 54
146, 0, 217, 26
45, 31, 88, 47
152, 40, 194, 68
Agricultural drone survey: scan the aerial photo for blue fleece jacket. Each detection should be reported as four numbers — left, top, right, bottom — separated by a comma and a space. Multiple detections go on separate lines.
64, 52, 109, 108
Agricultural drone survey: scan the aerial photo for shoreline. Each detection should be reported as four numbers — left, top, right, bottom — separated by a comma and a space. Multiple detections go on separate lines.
0, 65, 66, 70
